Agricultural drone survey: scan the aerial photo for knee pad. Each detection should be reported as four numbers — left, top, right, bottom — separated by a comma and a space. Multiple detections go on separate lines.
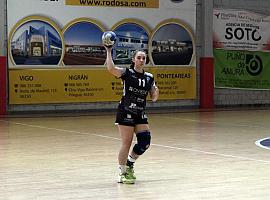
133, 130, 151, 155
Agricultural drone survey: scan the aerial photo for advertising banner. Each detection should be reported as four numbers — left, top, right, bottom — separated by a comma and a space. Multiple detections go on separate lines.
213, 8, 270, 52
8, 0, 196, 104
65, 0, 159, 8
9, 67, 196, 104
213, 8, 270, 90
214, 49, 270, 89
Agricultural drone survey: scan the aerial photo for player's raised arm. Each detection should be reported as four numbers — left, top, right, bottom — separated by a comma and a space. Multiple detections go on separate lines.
102, 31, 125, 78
105, 47, 124, 78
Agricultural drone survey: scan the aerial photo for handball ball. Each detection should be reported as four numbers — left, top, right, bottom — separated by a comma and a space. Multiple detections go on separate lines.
102, 31, 117, 48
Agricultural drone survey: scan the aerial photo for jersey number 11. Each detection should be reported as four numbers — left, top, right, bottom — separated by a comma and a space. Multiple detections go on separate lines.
138, 79, 145, 87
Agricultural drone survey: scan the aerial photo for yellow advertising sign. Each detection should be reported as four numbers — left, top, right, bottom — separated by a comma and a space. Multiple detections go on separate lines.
65, 0, 159, 8
9, 67, 196, 105
9, 69, 122, 104
148, 67, 196, 100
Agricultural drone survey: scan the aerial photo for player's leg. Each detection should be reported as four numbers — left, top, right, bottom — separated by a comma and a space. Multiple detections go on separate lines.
129, 111, 150, 162
118, 125, 134, 168
131, 123, 151, 159
117, 125, 135, 184
126, 123, 151, 180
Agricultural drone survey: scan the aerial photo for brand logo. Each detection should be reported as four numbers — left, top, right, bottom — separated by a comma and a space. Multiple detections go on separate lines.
245, 54, 263, 76
214, 13, 220, 19
224, 52, 263, 77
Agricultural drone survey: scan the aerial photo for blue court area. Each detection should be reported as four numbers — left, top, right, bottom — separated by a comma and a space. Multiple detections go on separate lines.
256, 138, 270, 150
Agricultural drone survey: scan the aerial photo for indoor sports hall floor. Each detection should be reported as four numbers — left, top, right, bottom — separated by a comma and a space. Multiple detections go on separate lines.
0, 109, 270, 200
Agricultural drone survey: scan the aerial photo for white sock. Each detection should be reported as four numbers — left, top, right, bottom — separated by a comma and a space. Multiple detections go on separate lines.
128, 155, 136, 163
119, 165, 126, 174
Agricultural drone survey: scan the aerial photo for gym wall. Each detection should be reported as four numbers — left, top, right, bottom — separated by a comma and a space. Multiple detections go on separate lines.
213, 0, 270, 107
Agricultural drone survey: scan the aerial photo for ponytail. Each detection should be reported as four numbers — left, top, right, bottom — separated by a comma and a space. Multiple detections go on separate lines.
130, 62, 135, 69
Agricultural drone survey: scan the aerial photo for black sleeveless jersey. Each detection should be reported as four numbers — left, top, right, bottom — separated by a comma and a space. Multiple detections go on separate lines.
119, 67, 155, 114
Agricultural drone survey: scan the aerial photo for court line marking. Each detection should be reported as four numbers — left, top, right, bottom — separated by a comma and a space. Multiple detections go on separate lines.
162, 115, 270, 152
2, 120, 270, 164
255, 137, 270, 150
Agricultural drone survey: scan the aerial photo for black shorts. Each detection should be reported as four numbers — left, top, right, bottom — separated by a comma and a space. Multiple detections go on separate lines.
115, 107, 148, 127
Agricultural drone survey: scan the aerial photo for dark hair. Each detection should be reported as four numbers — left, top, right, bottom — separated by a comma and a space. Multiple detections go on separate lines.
130, 62, 135, 69
132, 49, 146, 58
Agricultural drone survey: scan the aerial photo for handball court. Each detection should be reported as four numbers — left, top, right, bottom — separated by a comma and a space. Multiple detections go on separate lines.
0, 109, 270, 200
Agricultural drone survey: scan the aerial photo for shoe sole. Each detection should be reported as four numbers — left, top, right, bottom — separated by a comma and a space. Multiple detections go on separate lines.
117, 179, 135, 184
118, 181, 135, 184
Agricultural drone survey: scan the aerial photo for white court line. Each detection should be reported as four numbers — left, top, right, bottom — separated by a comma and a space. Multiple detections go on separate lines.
1, 120, 270, 164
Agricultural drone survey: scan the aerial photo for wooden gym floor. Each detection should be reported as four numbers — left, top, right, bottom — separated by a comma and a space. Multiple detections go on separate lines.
0, 109, 270, 200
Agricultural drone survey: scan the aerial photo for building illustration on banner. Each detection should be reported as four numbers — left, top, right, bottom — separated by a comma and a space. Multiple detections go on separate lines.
63, 21, 105, 65
113, 22, 149, 65
113, 30, 149, 64
151, 23, 193, 65
11, 21, 62, 65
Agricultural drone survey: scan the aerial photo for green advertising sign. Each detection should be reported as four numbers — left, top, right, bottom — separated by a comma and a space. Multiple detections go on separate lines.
214, 49, 270, 89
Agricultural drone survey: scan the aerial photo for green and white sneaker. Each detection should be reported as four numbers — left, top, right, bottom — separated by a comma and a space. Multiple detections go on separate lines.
126, 166, 136, 180
118, 173, 135, 184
